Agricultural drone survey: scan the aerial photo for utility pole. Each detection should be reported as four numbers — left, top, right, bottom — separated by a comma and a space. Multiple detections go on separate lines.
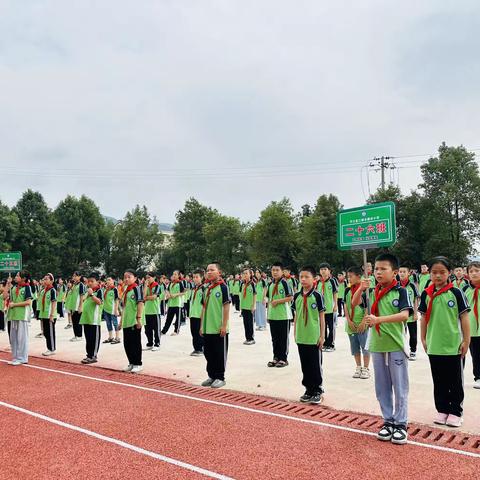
370, 156, 394, 190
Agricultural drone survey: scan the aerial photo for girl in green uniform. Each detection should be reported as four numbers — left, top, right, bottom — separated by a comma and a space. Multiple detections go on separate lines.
39, 273, 57, 356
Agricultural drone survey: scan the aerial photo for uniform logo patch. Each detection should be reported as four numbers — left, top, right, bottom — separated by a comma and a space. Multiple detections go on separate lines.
279, 289, 284, 294
392, 299, 399, 307
215, 292, 221, 298
311, 303, 317, 309
130, 294, 135, 300
447, 300, 455, 308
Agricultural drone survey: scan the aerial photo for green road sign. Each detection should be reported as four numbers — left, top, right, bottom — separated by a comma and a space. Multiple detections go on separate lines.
0, 252, 22, 272
337, 202, 396, 251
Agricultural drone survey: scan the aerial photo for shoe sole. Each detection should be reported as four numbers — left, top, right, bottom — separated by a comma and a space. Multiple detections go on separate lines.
377, 435, 393, 442
391, 438, 408, 445
433, 420, 446, 425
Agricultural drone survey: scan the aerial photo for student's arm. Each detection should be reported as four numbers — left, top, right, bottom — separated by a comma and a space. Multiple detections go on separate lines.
351, 278, 370, 307
78, 284, 86, 313
220, 284, 230, 337
91, 290, 103, 306
331, 279, 338, 313
459, 311, 471, 357
365, 287, 412, 325
114, 298, 120, 316
418, 291, 428, 352
251, 292, 257, 312
144, 285, 159, 301
10, 285, 33, 308
50, 290, 57, 322
318, 311, 326, 349
271, 280, 293, 306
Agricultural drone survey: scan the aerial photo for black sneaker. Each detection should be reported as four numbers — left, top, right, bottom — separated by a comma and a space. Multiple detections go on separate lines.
267, 359, 278, 367
377, 423, 394, 441
300, 392, 312, 403
391, 425, 408, 445
310, 393, 323, 405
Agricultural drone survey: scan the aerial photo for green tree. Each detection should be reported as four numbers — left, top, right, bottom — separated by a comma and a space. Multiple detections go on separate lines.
11, 190, 61, 277
110, 206, 164, 275
0, 201, 19, 251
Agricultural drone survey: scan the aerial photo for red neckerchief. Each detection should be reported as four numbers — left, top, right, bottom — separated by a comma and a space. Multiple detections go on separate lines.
371, 279, 398, 334
193, 285, 202, 301
349, 283, 360, 322
148, 281, 158, 296
42, 285, 54, 310
123, 282, 138, 302
424, 282, 454, 326
473, 284, 480, 329
321, 278, 327, 294
272, 279, 281, 297
302, 288, 314, 325
104, 285, 114, 295
15, 281, 30, 297
243, 281, 251, 298
203, 279, 225, 312
400, 278, 409, 288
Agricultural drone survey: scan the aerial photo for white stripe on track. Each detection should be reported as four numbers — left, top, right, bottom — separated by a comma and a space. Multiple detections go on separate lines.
1, 359, 479, 459
0, 400, 234, 480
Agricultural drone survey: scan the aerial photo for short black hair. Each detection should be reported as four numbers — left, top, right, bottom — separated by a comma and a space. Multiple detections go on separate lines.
399, 264, 411, 270
193, 269, 205, 277
88, 272, 99, 280
271, 262, 283, 269
347, 266, 363, 276
146, 271, 156, 277
375, 253, 399, 270
300, 266, 316, 277
429, 256, 452, 271
319, 263, 331, 270
467, 261, 480, 272
124, 269, 137, 277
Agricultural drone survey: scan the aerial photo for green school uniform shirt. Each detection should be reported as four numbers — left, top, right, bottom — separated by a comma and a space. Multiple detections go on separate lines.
0, 292, 4, 311
293, 288, 325, 345
8, 285, 33, 321
38, 288, 57, 320
239, 281, 256, 311
201, 282, 230, 334
402, 282, 420, 323
362, 285, 412, 353
463, 283, 480, 337
454, 279, 468, 291
267, 279, 293, 321
36, 288, 44, 311
337, 281, 346, 301
121, 285, 145, 329
418, 274, 431, 292
80, 289, 104, 326
419, 287, 469, 355
316, 278, 337, 314
231, 280, 241, 296
167, 282, 184, 308
65, 282, 86, 312
189, 285, 204, 319
344, 286, 366, 335
144, 283, 161, 315
103, 287, 119, 315
255, 279, 266, 302
56, 285, 66, 303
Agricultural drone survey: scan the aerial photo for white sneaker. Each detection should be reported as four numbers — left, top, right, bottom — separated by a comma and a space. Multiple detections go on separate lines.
123, 364, 133, 372
409, 352, 417, 361
151, 346, 159, 352
70, 336, 81, 342
35, 333, 43, 338
142, 346, 153, 351
353, 366, 362, 378
474, 379, 480, 389
42, 350, 56, 356
211, 379, 226, 388
10, 360, 24, 366
360, 367, 370, 379
131, 365, 143, 374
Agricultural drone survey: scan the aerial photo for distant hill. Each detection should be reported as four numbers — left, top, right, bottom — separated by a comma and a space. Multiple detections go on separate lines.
103, 215, 174, 234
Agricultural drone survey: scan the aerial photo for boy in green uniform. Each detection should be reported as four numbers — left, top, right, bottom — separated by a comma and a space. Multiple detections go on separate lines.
80, 272, 104, 364
254, 270, 267, 331
317, 263, 338, 352
336, 271, 346, 317
67, 271, 86, 342
293, 266, 325, 404
162, 270, 185, 335
453, 266, 467, 290
231, 274, 241, 312
418, 264, 431, 292
143, 272, 161, 351
464, 261, 480, 389
352, 253, 412, 445
267, 262, 293, 368
0, 280, 6, 332
64, 280, 73, 329
399, 265, 420, 361
344, 266, 370, 379
56, 278, 66, 320
200, 263, 230, 388
189, 269, 205, 356
102, 277, 121, 344
39, 273, 57, 356
119, 269, 145, 373
419, 257, 470, 427
240, 268, 256, 345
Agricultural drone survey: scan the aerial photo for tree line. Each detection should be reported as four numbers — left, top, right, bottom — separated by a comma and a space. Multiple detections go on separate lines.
0, 143, 478, 278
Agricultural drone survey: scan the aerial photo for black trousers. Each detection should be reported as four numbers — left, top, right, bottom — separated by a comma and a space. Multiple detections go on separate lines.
269, 319, 290, 362
324, 313, 335, 348
7, 318, 11, 339
72, 311, 83, 338
162, 306, 181, 334
337, 299, 344, 317
190, 317, 204, 352
123, 326, 142, 366
0, 311, 4, 331
470, 336, 480, 381
242, 310, 254, 341
160, 300, 166, 316
298, 344, 323, 395
41, 318, 56, 351
232, 295, 240, 312
57, 302, 65, 319
428, 354, 464, 417
145, 314, 161, 347
84, 324, 101, 359
203, 333, 228, 381
406, 321, 417, 353
184, 301, 190, 318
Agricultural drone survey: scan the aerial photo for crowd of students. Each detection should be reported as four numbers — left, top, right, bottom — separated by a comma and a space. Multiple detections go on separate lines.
1, 254, 479, 446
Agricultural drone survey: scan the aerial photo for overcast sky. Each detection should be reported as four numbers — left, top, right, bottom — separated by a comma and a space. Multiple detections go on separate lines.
1, 1, 479, 224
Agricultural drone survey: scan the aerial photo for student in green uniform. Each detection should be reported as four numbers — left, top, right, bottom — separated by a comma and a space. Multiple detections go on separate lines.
80, 272, 104, 364
464, 261, 480, 389
240, 268, 256, 345
39, 273, 57, 356
189, 269, 205, 356
293, 266, 326, 405
64, 280, 73, 329
231, 274, 241, 312
336, 271, 346, 317
102, 276, 121, 344
158, 275, 167, 317
254, 269, 267, 331
352, 253, 412, 445
453, 266, 467, 290
143, 272, 161, 351
344, 266, 370, 379
67, 271, 86, 342
418, 264, 431, 292
119, 269, 145, 373
200, 263, 230, 388
5, 270, 33, 365
267, 262, 293, 368
0, 280, 6, 332
419, 257, 470, 428
34, 278, 44, 338
162, 270, 185, 335
317, 263, 338, 352
398, 265, 420, 361
56, 277, 66, 320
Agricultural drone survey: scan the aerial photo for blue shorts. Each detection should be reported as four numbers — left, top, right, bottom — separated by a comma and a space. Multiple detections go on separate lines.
348, 331, 369, 356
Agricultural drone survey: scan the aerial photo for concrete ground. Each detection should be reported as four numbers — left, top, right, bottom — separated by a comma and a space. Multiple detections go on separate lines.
1, 307, 479, 435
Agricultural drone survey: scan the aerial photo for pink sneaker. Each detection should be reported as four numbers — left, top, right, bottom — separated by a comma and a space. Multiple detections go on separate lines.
446, 414, 463, 427
433, 412, 448, 425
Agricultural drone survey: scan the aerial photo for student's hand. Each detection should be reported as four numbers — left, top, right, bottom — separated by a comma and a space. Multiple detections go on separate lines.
317, 336, 325, 349
364, 314, 380, 326
199, 329, 203, 337
360, 278, 371, 291
357, 320, 367, 333
136, 321, 142, 329
348, 320, 357, 332
49, 316, 54, 323
262, 299, 267, 305
270, 299, 279, 307
251, 307, 256, 313
9, 303, 16, 308
219, 326, 227, 337
115, 310, 119, 317
87, 288, 93, 296
421, 338, 427, 353
459, 341, 469, 357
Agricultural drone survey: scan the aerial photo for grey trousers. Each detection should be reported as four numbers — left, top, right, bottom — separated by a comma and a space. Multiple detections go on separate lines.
372, 351, 409, 426
10, 320, 29, 363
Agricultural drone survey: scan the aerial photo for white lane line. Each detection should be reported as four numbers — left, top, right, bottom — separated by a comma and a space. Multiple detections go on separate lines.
0, 400, 234, 480
1, 359, 479, 460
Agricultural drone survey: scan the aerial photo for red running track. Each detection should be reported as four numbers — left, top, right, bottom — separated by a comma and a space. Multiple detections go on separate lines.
0, 357, 479, 480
